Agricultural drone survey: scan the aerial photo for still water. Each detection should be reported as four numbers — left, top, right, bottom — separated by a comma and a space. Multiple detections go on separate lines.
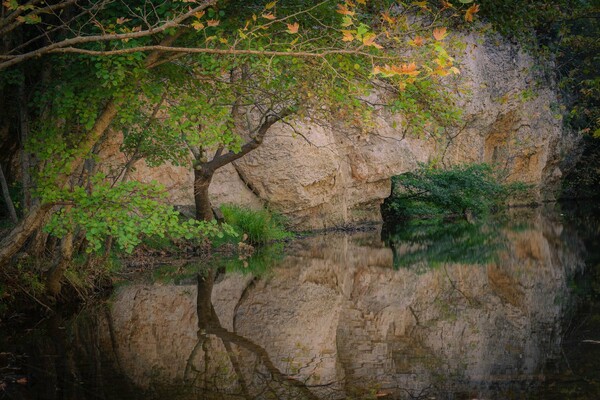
2, 204, 600, 399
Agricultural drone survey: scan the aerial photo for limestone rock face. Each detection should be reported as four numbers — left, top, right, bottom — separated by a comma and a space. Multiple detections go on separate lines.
105, 33, 578, 229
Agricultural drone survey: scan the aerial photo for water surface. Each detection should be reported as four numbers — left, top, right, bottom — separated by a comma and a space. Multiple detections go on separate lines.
2, 205, 600, 399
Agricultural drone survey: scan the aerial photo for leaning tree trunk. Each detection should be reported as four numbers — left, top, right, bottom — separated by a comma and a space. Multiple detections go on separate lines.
194, 167, 215, 221
0, 203, 52, 268
0, 100, 118, 268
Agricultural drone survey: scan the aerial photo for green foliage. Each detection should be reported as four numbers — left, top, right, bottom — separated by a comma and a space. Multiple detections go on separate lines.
44, 174, 229, 253
475, 0, 600, 135
383, 219, 507, 271
382, 163, 527, 221
220, 204, 291, 245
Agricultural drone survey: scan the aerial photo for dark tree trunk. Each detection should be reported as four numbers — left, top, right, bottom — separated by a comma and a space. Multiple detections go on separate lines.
194, 167, 215, 221
18, 83, 32, 212
46, 229, 73, 298
190, 110, 292, 222
0, 203, 52, 268
0, 163, 18, 223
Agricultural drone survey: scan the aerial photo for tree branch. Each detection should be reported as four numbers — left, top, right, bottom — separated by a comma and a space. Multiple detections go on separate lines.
202, 108, 293, 171
0, 0, 217, 70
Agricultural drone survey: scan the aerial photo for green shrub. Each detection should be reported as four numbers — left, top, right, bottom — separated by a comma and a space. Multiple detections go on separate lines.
220, 204, 292, 245
382, 163, 527, 221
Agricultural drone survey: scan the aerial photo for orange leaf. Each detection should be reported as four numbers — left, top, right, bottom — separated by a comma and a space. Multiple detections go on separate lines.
342, 30, 354, 41
465, 4, 480, 22
440, 0, 453, 10
398, 63, 420, 76
286, 22, 299, 34
262, 12, 276, 20
192, 21, 204, 30
433, 27, 447, 41
207, 19, 220, 27
362, 33, 382, 49
411, 35, 425, 46
336, 4, 355, 16
193, 10, 205, 19
381, 12, 395, 24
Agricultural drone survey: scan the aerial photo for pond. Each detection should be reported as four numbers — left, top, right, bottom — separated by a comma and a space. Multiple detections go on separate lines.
1, 203, 600, 399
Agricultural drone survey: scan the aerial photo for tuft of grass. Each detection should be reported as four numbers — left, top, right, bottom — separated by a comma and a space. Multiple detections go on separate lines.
220, 204, 292, 245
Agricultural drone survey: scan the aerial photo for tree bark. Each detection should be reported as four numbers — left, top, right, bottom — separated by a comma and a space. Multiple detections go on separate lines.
191, 111, 292, 221
0, 163, 18, 223
46, 228, 73, 298
0, 100, 118, 268
0, 202, 52, 268
18, 83, 31, 212
194, 167, 215, 221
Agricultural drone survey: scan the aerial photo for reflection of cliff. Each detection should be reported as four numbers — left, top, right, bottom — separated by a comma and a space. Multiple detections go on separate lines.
97, 211, 584, 399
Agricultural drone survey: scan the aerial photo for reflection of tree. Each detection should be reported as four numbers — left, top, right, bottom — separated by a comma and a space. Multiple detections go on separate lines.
382, 220, 507, 270
183, 269, 319, 400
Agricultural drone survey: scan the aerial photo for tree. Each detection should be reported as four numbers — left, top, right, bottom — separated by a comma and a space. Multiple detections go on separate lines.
0, 0, 475, 277
116, 0, 466, 221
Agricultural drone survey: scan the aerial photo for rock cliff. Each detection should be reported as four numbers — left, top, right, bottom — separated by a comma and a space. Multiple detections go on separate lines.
111, 32, 577, 229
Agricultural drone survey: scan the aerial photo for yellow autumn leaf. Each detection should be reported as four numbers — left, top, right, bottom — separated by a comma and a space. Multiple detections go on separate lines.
410, 35, 425, 46
265, 1, 277, 9
413, 1, 429, 9
336, 4, 355, 16
450, 67, 460, 74
465, 4, 480, 22
440, 0, 453, 10
381, 12, 395, 24
433, 27, 447, 41
342, 30, 354, 41
435, 66, 450, 76
341, 16, 353, 27
193, 10, 205, 19
192, 21, 204, 30
362, 33, 382, 49
393, 62, 420, 76
286, 22, 299, 34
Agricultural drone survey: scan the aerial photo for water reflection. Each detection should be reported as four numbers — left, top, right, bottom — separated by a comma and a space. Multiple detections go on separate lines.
382, 219, 507, 271
2, 207, 596, 399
